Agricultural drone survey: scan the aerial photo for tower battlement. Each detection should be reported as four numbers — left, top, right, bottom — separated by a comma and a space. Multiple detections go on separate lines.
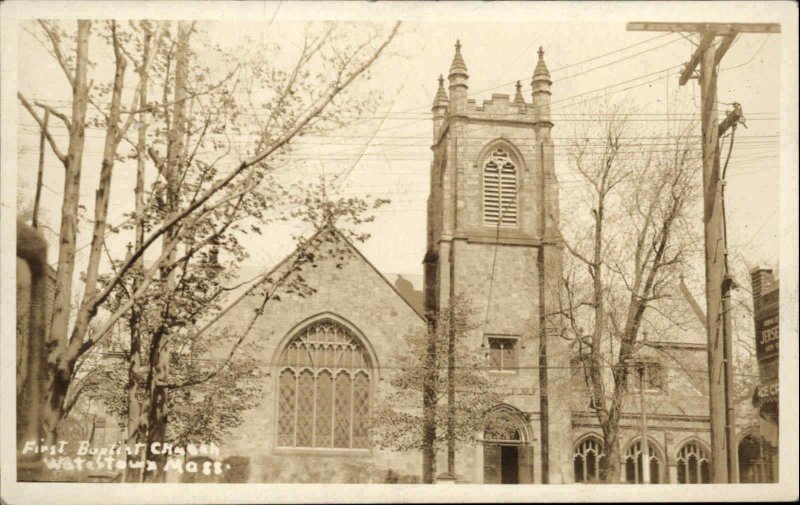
432, 42, 553, 139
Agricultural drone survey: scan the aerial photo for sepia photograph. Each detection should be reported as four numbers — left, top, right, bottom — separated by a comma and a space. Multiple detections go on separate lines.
1, 1, 797, 503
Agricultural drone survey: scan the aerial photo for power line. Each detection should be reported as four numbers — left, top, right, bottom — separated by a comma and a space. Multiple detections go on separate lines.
555, 36, 684, 84
400, 32, 686, 115
157, 357, 759, 377
721, 34, 771, 71
551, 65, 683, 108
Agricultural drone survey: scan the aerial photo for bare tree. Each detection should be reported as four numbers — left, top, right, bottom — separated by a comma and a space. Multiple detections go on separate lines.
557, 100, 701, 482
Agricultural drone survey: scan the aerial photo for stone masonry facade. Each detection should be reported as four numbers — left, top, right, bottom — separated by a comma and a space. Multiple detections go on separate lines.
423, 43, 572, 483
209, 228, 427, 483
174, 41, 713, 484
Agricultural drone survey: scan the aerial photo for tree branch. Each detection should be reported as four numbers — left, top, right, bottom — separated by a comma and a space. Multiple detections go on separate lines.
84, 21, 402, 329
38, 20, 75, 87
18, 92, 67, 165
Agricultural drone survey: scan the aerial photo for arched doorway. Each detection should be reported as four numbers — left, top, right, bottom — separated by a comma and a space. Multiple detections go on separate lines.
483, 406, 533, 484
738, 433, 777, 483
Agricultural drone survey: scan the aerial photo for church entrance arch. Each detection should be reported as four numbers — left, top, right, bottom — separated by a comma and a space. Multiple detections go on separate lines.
482, 406, 533, 484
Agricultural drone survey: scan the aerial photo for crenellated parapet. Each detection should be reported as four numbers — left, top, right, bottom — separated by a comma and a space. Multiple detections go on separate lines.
431, 42, 553, 134
463, 93, 537, 119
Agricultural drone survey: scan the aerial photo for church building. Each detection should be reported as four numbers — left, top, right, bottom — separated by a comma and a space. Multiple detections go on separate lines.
204, 42, 714, 485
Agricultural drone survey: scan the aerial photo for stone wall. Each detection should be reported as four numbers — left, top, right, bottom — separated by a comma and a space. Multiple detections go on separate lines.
206, 227, 426, 483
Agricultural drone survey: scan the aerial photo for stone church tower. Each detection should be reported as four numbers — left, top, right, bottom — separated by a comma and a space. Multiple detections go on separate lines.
423, 42, 573, 484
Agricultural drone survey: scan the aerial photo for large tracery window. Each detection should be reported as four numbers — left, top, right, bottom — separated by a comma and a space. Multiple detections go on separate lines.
483, 148, 518, 226
677, 442, 711, 484
574, 436, 605, 483
624, 439, 663, 484
277, 321, 371, 450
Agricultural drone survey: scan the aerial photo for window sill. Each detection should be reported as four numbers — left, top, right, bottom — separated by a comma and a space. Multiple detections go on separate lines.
489, 369, 519, 375
630, 388, 666, 395
273, 447, 371, 457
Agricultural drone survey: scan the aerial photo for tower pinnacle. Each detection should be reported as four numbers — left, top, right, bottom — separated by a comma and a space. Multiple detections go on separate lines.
448, 39, 468, 79
533, 46, 550, 81
431, 75, 449, 139
432, 74, 449, 110
448, 40, 469, 112
514, 80, 525, 105
531, 46, 552, 123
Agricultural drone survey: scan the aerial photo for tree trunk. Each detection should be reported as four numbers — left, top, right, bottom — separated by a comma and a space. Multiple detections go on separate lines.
601, 410, 621, 483
446, 307, 455, 475
32, 111, 48, 229
16, 221, 49, 480
42, 19, 91, 445
126, 24, 153, 483
422, 318, 438, 483
144, 21, 191, 482
145, 335, 170, 482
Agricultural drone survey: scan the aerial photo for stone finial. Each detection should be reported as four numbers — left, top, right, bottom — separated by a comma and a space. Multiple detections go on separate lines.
514, 80, 525, 104
448, 39, 468, 79
432, 74, 449, 110
533, 45, 551, 81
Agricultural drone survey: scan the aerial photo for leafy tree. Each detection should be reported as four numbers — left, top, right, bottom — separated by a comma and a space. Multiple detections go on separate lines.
17, 18, 401, 482
371, 295, 505, 482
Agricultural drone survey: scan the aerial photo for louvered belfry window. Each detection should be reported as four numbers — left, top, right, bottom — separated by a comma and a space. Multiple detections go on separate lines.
277, 321, 371, 449
483, 148, 518, 226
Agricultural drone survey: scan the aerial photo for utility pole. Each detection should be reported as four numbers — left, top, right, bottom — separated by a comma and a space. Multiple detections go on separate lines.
639, 364, 650, 484
626, 21, 780, 483
720, 102, 744, 484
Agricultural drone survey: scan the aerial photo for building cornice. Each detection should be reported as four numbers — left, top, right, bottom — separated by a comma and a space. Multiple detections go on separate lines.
572, 411, 710, 423
646, 341, 707, 351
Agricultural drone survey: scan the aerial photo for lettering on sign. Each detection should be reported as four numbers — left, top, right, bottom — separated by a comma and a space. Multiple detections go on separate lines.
19, 440, 230, 477
755, 310, 779, 361
757, 382, 779, 403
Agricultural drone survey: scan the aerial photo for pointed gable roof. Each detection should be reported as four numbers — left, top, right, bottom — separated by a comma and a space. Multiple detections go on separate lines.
209, 224, 425, 327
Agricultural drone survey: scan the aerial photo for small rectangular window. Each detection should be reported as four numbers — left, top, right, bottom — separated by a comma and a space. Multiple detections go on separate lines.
630, 362, 666, 392
571, 356, 588, 389
488, 337, 518, 371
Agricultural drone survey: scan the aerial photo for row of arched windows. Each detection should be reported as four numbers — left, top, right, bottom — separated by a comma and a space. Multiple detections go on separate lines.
573, 436, 712, 484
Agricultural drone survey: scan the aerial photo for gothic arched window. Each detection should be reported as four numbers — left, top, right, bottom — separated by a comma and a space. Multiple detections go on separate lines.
574, 436, 604, 483
483, 148, 518, 226
624, 439, 663, 484
276, 321, 371, 449
677, 441, 711, 484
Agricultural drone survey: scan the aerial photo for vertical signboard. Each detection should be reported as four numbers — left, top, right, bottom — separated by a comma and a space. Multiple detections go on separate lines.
751, 271, 779, 419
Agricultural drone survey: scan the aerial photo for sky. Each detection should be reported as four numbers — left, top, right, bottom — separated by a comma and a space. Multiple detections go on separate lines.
12, 2, 791, 293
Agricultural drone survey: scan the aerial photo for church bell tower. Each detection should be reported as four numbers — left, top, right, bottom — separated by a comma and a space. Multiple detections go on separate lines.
423, 41, 572, 484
